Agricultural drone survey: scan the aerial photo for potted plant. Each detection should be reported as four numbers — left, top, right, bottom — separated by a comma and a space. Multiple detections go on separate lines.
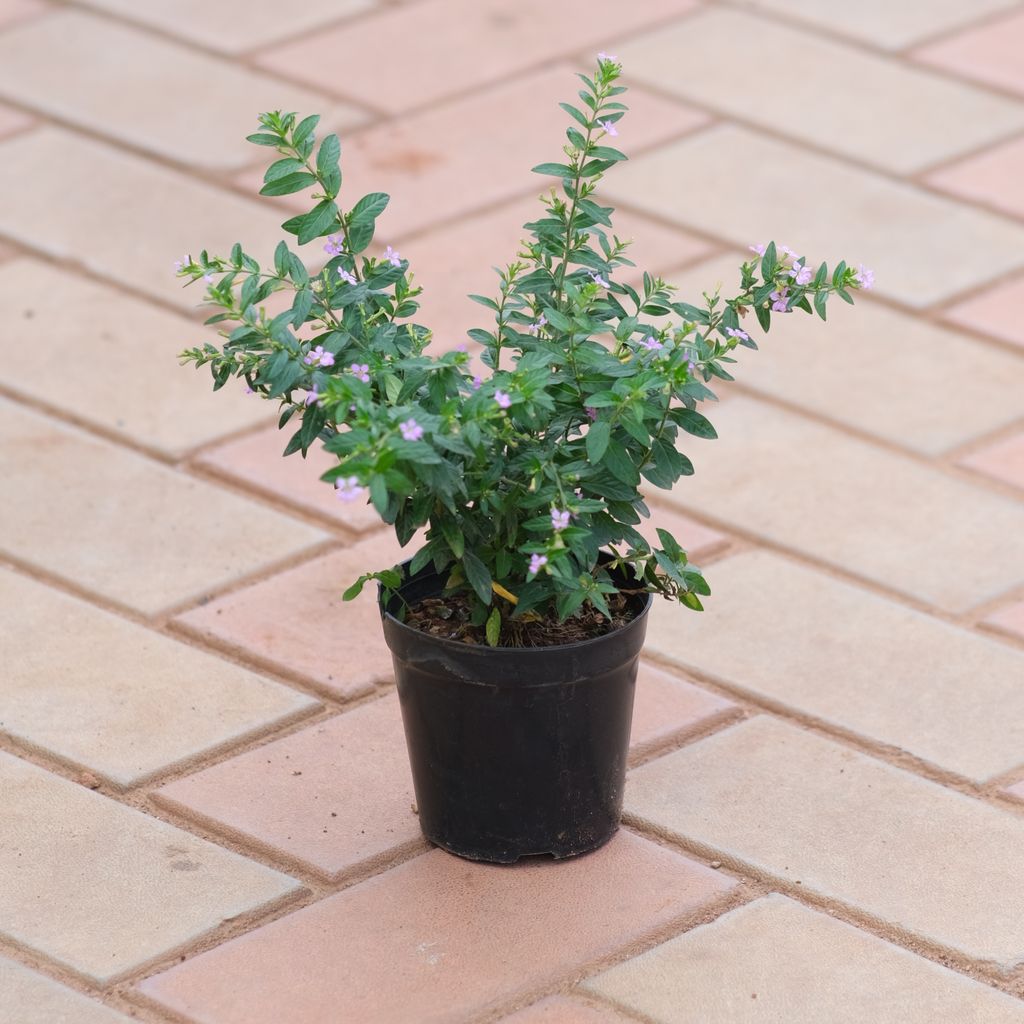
178, 56, 870, 863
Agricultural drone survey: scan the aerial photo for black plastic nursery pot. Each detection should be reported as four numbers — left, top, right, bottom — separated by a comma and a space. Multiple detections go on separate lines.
380, 558, 652, 864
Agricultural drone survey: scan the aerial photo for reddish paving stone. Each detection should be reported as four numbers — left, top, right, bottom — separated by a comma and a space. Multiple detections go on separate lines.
196, 424, 384, 534
927, 136, 1024, 220
959, 431, 1024, 491
1006, 779, 1024, 802
237, 68, 709, 239
256, 0, 699, 113
400, 194, 716, 353
943, 272, 1024, 350
139, 832, 735, 1024
498, 995, 634, 1023
912, 10, 1024, 97
155, 693, 421, 881
175, 531, 407, 699
0, 0, 48, 31
630, 662, 736, 765
0, 101, 33, 139
984, 600, 1024, 640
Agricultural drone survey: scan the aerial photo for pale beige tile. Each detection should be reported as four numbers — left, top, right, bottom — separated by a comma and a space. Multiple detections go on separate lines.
586, 895, 1024, 1023
0, 568, 317, 786
0, 752, 299, 983
0, 955, 133, 1023
0, 260, 272, 456
603, 124, 1024, 308
0, 399, 328, 615
0, 128, 297, 312
662, 395, 1024, 613
0, 11, 365, 170
628, 717, 1024, 968
646, 550, 1024, 782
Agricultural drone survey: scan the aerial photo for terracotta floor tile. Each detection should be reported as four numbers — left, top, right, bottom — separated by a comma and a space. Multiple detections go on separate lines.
0, 399, 328, 616
175, 532, 407, 699
139, 832, 735, 1024
630, 662, 736, 765
397, 194, 716, 352
943, 272, 1024, 349
256, 0, 698, 113
155, 693, 421, 880
960, 431, 1024, 490
196, 424, 384, 534
913, 9, 1024, 98
984, 600, 1024, 640
0, 100, 32, 139
0, 752, 299, 984
82, 0, 375, 54
618, 8, 1024, 174
0, 10, 365, 171
1006, 779, 1024, 802
635, 501, 729, 562
927, 136, 1024, 220
236, 68, 709, 239
0, 260, 273, 457
0, 568, 316, 787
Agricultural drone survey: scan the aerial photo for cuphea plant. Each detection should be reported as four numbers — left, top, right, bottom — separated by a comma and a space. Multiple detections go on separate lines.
179, 56, 870, 646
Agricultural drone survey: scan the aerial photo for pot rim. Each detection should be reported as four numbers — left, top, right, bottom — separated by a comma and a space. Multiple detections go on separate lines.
379, 556, 653, 656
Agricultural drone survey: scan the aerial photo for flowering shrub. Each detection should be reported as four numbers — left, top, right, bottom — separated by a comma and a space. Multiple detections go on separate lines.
179, 57, 870, 645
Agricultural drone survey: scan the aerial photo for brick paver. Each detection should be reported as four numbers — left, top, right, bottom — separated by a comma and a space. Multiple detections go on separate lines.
0, 567, 317, 786
0, 752, 299, 984
0, 398, 328, 615
139, 833, 735, 1023
645, 550, 1024, 782
585, 895, 1024, 1023
0, 259, 272, 457
3, 1, 1024, 1019
620, 8, 1024, 174
663, 396, 1024, 613
603, 124, 1024, 307
627, 717, 1024, 967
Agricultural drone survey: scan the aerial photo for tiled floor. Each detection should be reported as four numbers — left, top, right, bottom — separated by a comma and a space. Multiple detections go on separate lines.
1, 2, 1023, 1021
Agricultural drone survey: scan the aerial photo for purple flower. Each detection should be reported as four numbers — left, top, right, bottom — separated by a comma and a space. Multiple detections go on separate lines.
324, 235, 345, 257
687, 360, 696, 374
455, 343, 468, 353
641, 336, 664, 351
337, 267, 357, 286
528, 553, 548, 575
244, 386, 254, 395
585, 406, 598, 422
528, 314, 547, 336
335, 476, 364, 502
399, 418, 424, 442
725, 326, 750, 342
748, 243, 767, 257
551, 508, 571, 531
471, 375, 482, 390
597, 119, 619, 137
174, 257, 186, 272
597, 52, 618, 63
494, 389, 512, 409
780, 245, 797, 259
770, 288, 791, 313
854, 265, 875, 290
304, 345, 335, 367
349, 362, 370, 383
788, 260, 813, 286
383, 246, 402, 267
589, 271, 610, 288
203, 272, 214, 284
304, 385, 320, 405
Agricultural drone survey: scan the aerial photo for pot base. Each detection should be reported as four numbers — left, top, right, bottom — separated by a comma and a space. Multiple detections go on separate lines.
425, 821, 620, 865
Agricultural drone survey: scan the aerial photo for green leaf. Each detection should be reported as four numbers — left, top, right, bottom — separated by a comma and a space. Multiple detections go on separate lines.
274, 240, 289, 276
589, 145, 627, 162
350, 192, 390, 222
369, 474, 389, 516
342, 576, 367, 601
760, 241, 776, 282
293, 114, 320, 146
814, 289, 828, 320
468, 294, 499, 311
462, 552, 492, 605
586, 419, 611, 462
674, 408, 717, 440
316, 133, 340, 177
296, 200, 338, 245
246, 132, 280, 147
485, 606, 501, 647
260, 171, 317, 197
559, 102, 590, 128
531, 162, 574, 178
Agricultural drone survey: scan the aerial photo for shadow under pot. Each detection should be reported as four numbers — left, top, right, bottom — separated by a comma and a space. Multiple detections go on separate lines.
379, 557, 652, 864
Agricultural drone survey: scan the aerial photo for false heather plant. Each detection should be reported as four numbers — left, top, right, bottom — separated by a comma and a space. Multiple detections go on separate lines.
179, 57, 870, 646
